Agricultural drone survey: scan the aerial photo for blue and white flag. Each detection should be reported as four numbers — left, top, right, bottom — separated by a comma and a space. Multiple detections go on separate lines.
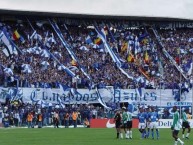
49, 19, 91, 80
0, 31, 15, 56
187, 61, 193, 75
22, 64, 32, 73
58, 97, 65, 108
96, 88, 111, 109
79, 46, 89, 51
41, 61, 50, 66
8, 87, 23, 101
46, 33, 56, 47
4, 68, 13, 76
135, 87, 145, 101
85, 35, 93, 44
41, 49, 50, 58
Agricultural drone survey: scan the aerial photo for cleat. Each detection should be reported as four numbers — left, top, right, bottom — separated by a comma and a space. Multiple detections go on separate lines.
185, 137, 189, 139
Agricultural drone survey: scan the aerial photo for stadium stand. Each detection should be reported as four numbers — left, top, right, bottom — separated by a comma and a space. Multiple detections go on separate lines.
0, 15, 193, 127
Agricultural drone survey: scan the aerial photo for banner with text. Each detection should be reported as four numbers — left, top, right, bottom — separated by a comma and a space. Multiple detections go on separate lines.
0, 87, 193, 106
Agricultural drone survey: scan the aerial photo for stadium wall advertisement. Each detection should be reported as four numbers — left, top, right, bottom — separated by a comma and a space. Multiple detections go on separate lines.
0, 87, 193, 106
90, 119, 193, 128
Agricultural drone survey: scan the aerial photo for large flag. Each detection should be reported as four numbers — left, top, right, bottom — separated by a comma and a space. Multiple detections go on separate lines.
127, 52, 134, 62
0, 31, 10, 47
85, 35, 93, 44
187, 60, 193, 76
94, 37, 102, 45
101, 26, 108, 40
158, 57, 164, 77
12, 30, 25, 43
71, 59, 77, 66
2, 46, 14, 57
12, 30, 20, 40
49, 19, 91, 80
144, 51, 149, 64
121, 42, 128, 52
0, 31, 14, 56
96, 88, 111, 109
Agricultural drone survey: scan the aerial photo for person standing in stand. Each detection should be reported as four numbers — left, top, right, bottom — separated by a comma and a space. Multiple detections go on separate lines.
37, 112, 43, 128
54, 111, 59, 128
72, 110, 78, 128
27, 112, 33, 128
64, 111, 69, 128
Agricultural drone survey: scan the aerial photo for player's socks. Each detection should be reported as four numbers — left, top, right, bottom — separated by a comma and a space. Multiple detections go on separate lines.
120, 133, 123, 139
177, 138, 184, 145
117, 133, 119, 138
186, 133, 190, 138
125, 131, 128, 138
126, 131, 129, 138
130, 131, 132, 139
182, 134, 185, 139
156, 129, 159, 139
141, 132, 144, 139
147, 130, 150, 138
144, 130, 147, 138
142, 131, 145, 139
152, 130, 154, 139
174, 141, 178, 145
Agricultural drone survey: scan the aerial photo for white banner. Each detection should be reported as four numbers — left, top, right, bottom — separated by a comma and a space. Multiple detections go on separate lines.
158, 119, 193, 128
0, 87, 193, 106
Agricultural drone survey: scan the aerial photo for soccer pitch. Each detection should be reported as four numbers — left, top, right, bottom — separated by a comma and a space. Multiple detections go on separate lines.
0, 128, 191, 145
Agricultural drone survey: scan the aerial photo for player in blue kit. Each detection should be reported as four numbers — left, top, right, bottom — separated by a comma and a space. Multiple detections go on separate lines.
138, 107, 147, 139
149, 107, 159, 139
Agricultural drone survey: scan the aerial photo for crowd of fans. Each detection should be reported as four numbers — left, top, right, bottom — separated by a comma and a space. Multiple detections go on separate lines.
0, 19, 193, 127
0, 100, 113, 128
0, 20, 192, 90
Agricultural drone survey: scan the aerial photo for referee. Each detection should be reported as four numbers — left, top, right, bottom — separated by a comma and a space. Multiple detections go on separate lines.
114, 109, 122, 139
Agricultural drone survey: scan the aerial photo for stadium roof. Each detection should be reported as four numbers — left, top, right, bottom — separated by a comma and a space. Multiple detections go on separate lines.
0, 0, 193, 21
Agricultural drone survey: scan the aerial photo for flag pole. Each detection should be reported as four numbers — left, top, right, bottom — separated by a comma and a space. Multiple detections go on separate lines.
192, 80, 193, 118
160, 80, 162, 111
179, 49, 182, 118
26, 17, 35, 31
192, 56, 193, 118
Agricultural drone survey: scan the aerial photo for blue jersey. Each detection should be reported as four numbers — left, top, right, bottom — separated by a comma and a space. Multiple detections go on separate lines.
138, 112, 147, 123
149, 111, 159, 122
145, 111, 151, 121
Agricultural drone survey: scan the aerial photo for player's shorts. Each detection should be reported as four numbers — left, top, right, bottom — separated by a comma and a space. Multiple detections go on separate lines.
173, 130, 179, 136
150, 122, 158, 129
147, 122, 151, 128
182, 121, 190, 129
123, 123, 127, 129
127, 121, 132, 128
138, 123, 146, 129
115, 122, 121, 128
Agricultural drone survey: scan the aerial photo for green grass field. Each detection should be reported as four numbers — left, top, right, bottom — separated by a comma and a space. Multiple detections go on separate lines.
0, 128, 191, 145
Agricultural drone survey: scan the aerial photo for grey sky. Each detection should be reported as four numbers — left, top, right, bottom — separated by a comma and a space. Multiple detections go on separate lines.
0, 0, 193, 20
